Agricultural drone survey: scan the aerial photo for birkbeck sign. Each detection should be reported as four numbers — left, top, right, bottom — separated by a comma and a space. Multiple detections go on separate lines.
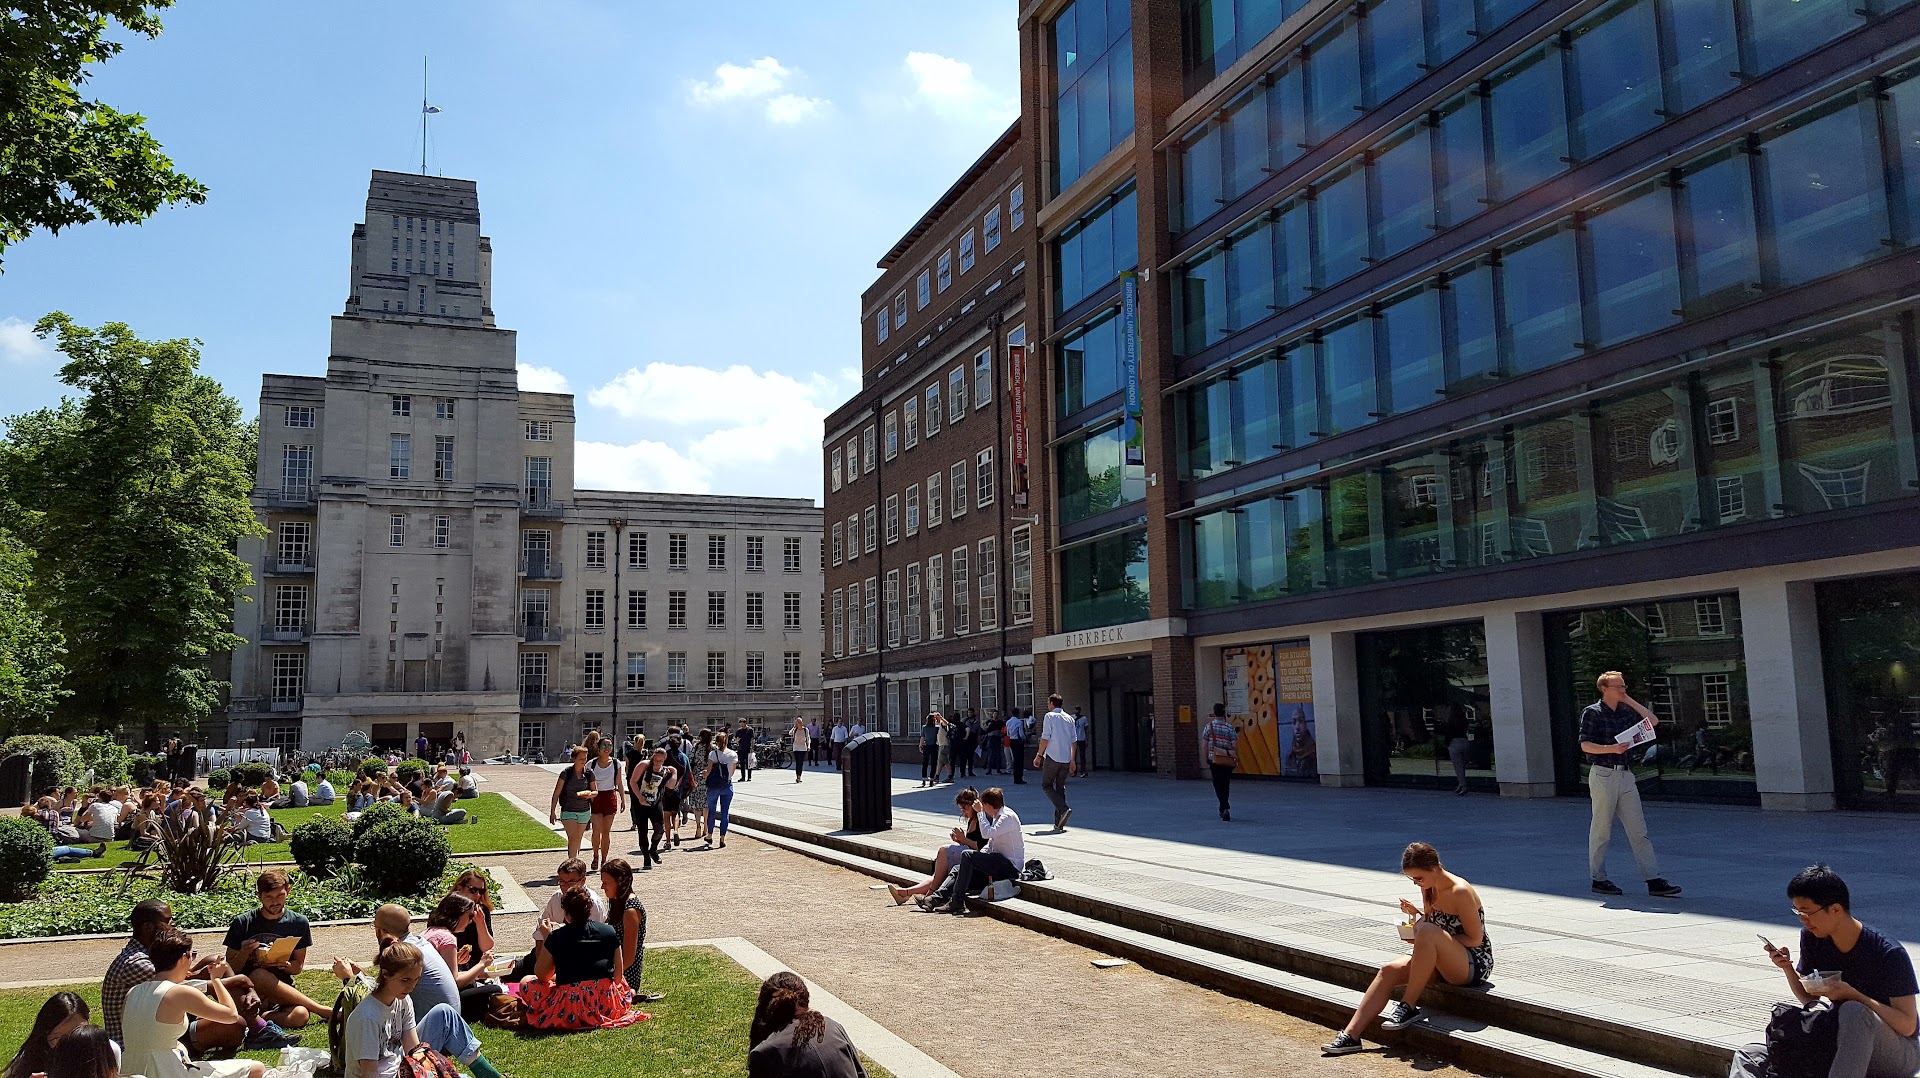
1033, 618, 1187, 655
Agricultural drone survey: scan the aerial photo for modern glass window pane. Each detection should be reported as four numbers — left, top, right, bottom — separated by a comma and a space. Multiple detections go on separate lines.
1273, 199, 1317, 309
1240, 495, 1288, 601
1501, 226, 1581, 371
1316, 163, 1372, 284
1183, 373, 1238, 480
1058, 308, 1125, 415
1678, 149, 1762, 317
1447, 436, 1505, 568
1060, 528, 1151, 631
1567, 0, 1662, 160
1059, 423, 1146, 523
1587, 183, 1682, 346
1078, 53, 1113, 178
1227, 221, 1277, 334
1182, 0, 1238, 88
1179, 125, 1224, 229
1432, 0, 1475, 61
1435, 93, 1487, 228
1177, 246, 1229, 354
1325, 472, 1379, 587
1367, 0, 1428, 104
1225, 85, 1271, 201
1052, 0, 1133, 193
1374, 122, 1435, 257
1322, 316, 1378, 434
1773, 328, 1905, 514
1238, 355, 1285, 466
1384, 456, 1445, 577
1306, 17, 1363, 142
1285, 486, 1326, 593
1279, 342, 1322, 449
1489, 48, 1568, 200
1762, 97, 1887, 286
1745, 0, 1861, 76
1886, 70, 1920, 246
1055, 187, 1139, 311
1817, 573, 1920, 811
1509, 416, 1592, 558
1449, 259, 1500, 387
1190, 507, 1240, 608
1478, 0, 1533, 31
1358, 623, 1493, 789
1270, 62, 1308, 169
1696, 362, 1773, 526
1591, 387, 1694, 544
1380, 286, 1443, 414
1665, 0, 1740, 113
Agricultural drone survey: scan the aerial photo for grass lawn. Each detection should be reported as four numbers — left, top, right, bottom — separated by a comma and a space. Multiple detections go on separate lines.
0, 947, 895, 1078
55, 794, 560, 871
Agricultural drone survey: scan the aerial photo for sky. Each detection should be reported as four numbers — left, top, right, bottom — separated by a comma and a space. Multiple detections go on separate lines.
0, 1, 1021, 504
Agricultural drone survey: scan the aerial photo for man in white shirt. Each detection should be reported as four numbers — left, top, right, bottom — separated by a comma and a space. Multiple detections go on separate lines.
830, 721, 849, 770
506, 857, 608, 980
312, 776, 336, 805
926, 787, 1023, 915
1005, 711, 1028, 784
80, 791, 121, 841
1035, 694, 1079, 830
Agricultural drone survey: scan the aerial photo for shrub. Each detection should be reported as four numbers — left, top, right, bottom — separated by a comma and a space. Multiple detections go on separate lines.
0, 817, 53, 900
232, 761, 272, 787
360, 757, 388, 778
324, 769, 355, 789
207, 768, 231, 790
73, 736, 132, 786
350, 800, 409, 843
395, 759, 428, 783
0, 735, 81, 794
290, 816, 354, 879
355, 816, 451, 896
128, 755, 163, 786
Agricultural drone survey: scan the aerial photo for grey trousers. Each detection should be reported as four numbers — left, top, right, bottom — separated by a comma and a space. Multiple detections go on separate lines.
1588, 763, 1660, 881
1041, 759, 1071, 823
1829, 1000, 1920, 1078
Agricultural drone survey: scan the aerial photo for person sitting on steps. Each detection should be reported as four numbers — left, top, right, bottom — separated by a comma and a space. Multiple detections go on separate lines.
885, 788, 982, 906
1763, 864, 1918, 1078
919, 787, 1023, 916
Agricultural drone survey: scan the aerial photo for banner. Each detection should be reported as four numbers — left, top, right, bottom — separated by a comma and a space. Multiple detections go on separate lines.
1219, 643, 1317, 779
1008, 344, 1029, 508
1121, 271, 1143, 467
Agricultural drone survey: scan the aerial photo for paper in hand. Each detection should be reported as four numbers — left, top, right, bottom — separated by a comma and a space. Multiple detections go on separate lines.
1614, 718, 1657, 749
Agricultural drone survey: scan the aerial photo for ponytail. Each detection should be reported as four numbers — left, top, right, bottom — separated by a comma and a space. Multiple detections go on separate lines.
373, 941, 423, 992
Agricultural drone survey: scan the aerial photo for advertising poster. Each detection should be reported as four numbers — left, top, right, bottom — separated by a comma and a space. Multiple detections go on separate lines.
1220, 643, 1318, 779
1008, 344, 1030, 508
1273, 643, 1319, 779
1121, 272, 1143, 467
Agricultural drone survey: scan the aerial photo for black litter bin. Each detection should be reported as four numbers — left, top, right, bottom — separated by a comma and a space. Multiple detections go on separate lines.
841, 731, 892, 832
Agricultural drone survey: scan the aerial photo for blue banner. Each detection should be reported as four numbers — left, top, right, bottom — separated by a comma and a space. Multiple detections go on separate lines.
1121, 271, 1143, 467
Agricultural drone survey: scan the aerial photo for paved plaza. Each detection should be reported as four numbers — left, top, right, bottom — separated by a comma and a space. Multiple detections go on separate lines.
725, 761, 1920, 1055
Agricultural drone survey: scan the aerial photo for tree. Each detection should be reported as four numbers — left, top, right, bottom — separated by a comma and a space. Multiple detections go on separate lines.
0, 523, 69, 737
0, 314, 260, 737
0, 2, 207, 264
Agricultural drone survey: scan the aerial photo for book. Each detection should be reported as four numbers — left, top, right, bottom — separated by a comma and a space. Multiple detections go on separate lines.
255, 934, 299, 966
1614, 718, 1657, 750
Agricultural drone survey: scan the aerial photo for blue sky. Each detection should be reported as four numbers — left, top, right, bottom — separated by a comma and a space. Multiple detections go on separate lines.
0, 1, 1019, 502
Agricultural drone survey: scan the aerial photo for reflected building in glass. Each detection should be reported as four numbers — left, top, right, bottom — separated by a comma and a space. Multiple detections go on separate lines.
999, 0, 1920, 805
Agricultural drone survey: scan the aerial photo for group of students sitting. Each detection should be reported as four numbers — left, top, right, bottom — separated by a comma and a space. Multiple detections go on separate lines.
341, 764, 476, 825
25, 781, 253, 860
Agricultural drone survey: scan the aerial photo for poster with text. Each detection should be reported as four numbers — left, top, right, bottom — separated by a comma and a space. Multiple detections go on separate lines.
1273, 643, 1319, 779
1223, 645, 1280, 775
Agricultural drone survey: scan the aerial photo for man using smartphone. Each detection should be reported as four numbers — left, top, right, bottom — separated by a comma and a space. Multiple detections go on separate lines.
1765, 864, 1917, 1078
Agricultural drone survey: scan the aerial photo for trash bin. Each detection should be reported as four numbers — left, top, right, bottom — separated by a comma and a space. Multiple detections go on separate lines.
841, 731, 892, 832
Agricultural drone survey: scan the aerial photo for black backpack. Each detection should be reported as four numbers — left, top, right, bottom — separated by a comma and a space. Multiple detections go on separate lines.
1760, 1000, 1840, 1078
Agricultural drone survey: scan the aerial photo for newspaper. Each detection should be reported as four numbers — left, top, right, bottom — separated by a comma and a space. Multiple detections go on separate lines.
1614, 718, 1657, 750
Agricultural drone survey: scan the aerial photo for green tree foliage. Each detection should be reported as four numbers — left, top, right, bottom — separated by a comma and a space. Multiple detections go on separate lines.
0, 315, 261, 736
0, 524, 68, 736
0, 1, 207, 265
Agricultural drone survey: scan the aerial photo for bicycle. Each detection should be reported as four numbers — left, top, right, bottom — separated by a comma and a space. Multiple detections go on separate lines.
754, 738, 793, 771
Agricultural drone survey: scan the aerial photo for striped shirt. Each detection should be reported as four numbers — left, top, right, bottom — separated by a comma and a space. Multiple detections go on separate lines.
1203, 718, 1238, 763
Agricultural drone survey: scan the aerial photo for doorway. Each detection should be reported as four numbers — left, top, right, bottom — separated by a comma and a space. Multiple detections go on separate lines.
1087, 657, 1155, 772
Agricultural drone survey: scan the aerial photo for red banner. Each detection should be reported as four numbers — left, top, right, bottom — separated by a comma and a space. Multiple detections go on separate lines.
1008, 344, 1029, 508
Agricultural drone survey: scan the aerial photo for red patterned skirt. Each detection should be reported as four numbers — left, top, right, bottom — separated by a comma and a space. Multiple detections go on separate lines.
520, 976, 649, 1030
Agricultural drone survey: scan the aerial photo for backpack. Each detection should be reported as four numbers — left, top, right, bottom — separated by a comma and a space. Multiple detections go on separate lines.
1020, 858, 1053, 882
1761, 1000, 1839, 1078
322, 978, 372, 1078
401, 1046, 461, 1078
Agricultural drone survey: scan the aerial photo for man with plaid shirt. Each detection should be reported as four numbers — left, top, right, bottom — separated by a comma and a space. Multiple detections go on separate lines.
1203, 703, 1241, 821
102, 899, 289, 1052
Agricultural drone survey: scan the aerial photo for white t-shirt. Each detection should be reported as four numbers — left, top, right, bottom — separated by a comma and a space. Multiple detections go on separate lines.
1004, 715, 1025, 740
532, 887, 609, 942
850, 724, 866, 738
981, 806, 1025, 867
1040, 708, 1077, 764
588, 760, 619, 791
830, 724, 848, 743
82, 801, 120, 840
345, 992, 414, 1078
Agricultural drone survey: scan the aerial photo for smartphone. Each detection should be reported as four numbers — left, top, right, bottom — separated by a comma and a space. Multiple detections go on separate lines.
1758, 934, 1776, 951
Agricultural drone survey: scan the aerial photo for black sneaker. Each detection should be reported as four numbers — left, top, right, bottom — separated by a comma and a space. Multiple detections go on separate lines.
1647, 878, 1683, 898
1380, 1001, 1422, 1030
1592, 878, 1624, 896
1220, 809, 1231, 821
1322, 1033, 1364, 1056
1058, 807, 1071, 831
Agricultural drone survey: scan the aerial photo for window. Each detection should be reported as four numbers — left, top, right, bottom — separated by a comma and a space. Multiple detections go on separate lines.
938, 251, 953, 292
434, 515, 450, 548
707, 591, 727, 629
585, 589, 605, 630
391, 395, 411, 417
917, 269, 932, 309
389, 513, 405, 547
979, 667, 998, 712
668, 590, 687, 628
904, 397, 919, 449
783, 592, 802, 630
707, 534, 726, 570
976, 448, 996, 506
745, 652, 765, 691
950, 461, 969, 517
928, 554, 945, 640
832, 688, 844, 725
784, 652, 802, 690
948, 368, 967, 422
435, 398, 455, 421
846, 581, 862, 652
628, 532, 647, 569
740, 534, 761, 571
1646, 603, 1668, 640
583, 652, 604, 693
831, 523, 843, 566
274, 584, 308, 632
985, 205, 1003, 252
1014, 665, 1033, 711
906, 563, 922, 642
864, 577, 878, 654
586, 531, 606, 569
433, 436, 454, 481
271, 653, 306, 703
863, 507, 877, 553
926, 473, 942, 526
1702, 672, 1733, 728
525, 420, 553, 441
746, 591, 764, 629
952, 545, 970, 634
885, 495, 900, 544
1763, 95, 1885, 287
1716, 475, 1748, 523
1695, 596, 1727, 636
925, 384, 941, 435
977, 537, 998, 629
959, 230, 975, 272
832, 589, 845, 656
277, 521, 311, 566
885, 411, 899, 460
974, 350, 992, 408
626, 590, 646, 629
524, 457, 553, 509
518, 719, 547, 754
284, 405, 315, 428
863, 427, 876, 473
906, 484, 920, 535
1706, 398, 1741, 444
669, 533, 688, 569
877, 310, 890, 344
626, 653, 646, 691
831, 450, 843, 491
886, 570, 902, 646
667, 652, 687, 690
708, 652, 726, 690
894, 293, 907, 329
389, 434, 411, 479
1054, 185, 1139, 311
783, 536, 802, 572
845, 440, 859, 482
1010, 183, 1024, 228
1011, 525, 1033, 624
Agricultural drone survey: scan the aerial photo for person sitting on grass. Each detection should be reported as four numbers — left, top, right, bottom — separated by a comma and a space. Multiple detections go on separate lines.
233, 794, 274, 845
312, 773, 336, 806
747, 971, 865, 1078
2, 992, 90, 1078
885, 788, 982, 906
423, 788, 468, 826
601, 858, 662, 1003
456, 767, 478, 799
918, 787, 1022, 915
447, 870, 497, 994
331, 909, 506, 1078
287, 774, 309, 808
507, 857, 609, 981
519, 886, 647, 1030
41, 1025, 122, 1078
103, 899, 291, 1053
223, 870, 331, 1028
121, 927, 265, 1078
418, 892, 504, 1021
77, 788, 120, 843
1323, 842, 1493, 1057
1762, 864, 1918, 1078
258, 774, 281, 808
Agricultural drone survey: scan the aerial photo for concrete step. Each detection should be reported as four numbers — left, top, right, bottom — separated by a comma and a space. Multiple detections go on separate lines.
731, 813, 1727, 1078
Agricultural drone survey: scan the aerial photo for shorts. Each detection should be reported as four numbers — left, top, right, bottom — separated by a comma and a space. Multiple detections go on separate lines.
559, 809, 592, 825
591, 791, 619, 816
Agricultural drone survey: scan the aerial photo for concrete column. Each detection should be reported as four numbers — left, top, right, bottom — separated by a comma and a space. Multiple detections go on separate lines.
1310, 630, 1365, 787
1740, 579, 1836, 811
1484, 611, 1558, 798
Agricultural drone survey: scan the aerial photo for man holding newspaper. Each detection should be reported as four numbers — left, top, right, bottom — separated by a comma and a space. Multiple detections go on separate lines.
1578, 671, 1683, 899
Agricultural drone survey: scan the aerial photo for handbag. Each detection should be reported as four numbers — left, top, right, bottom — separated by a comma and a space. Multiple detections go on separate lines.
482, 991, 525, 1030
1761, 1000, 1839, 1078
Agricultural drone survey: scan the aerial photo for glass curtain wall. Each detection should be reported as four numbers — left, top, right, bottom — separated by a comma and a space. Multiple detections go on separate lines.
1061, 527, 1151, 631
1818, 572, 1920, 812
1051, 0, 1134, 194
1356, 622, 1493, 790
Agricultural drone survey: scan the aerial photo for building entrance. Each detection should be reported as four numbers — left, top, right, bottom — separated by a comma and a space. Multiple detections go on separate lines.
1087, 657, 1155, 772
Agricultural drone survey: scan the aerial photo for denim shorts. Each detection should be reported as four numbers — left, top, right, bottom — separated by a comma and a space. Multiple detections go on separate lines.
559, 809, 592, 825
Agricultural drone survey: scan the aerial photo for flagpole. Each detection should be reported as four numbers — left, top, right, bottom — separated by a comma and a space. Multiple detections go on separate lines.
421, 56, 428, 174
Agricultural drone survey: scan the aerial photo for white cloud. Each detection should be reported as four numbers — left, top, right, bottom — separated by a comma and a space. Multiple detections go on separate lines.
577, 440, 712, 495
0, 317, 51, 365
687, 57, 827, 124
517, 364, 571, 393
904, 51, 1017, 126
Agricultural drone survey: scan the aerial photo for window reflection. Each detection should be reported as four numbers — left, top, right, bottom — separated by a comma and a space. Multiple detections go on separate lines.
1059, 422, 1148, 524
1762, 96, 1886, 286
1061, 527, 1151, 631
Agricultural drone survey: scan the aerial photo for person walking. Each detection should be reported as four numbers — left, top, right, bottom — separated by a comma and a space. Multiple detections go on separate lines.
1440, 704, 1471, 795
587, 738, 624, 872
1035, 694, 1078, 831
628, 747, 674, 869
1202, 703, 1239, 822
917, 714, 939, 787
1579, 671, 1682, 898
703, 732, 737, 849
789, 717, 810, 783
1073, 708, 1091, 777
935, 713, 954, 784
830, 719, 849, 770
550, 746, 595, 865
1005, 710, 1027, 784
735, 720, 756, 782
983, 711, 1004, 774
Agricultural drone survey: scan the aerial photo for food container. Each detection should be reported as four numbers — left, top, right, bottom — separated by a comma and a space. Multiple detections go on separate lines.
487, 954, 517, 975
1801, 970, 1842, 993
1397, 921, 1419, 942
